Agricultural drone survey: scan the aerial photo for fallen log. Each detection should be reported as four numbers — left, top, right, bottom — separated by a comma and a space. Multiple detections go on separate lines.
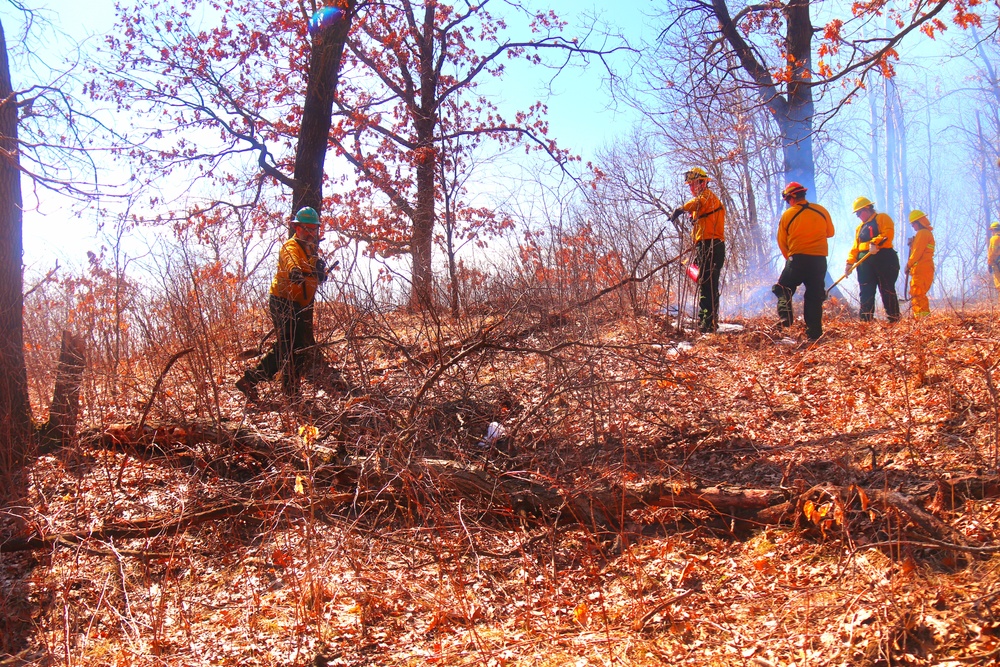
53, 424, 993, 556
336, 457, 788, 530
0, 497, 351, 554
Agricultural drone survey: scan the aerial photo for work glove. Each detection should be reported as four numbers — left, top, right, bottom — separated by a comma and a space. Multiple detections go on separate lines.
289, 267, 306, 285
845, 262, 854, 276
315, 258, 328, 284
670, 208, 684, 222
867, 242, 880, 255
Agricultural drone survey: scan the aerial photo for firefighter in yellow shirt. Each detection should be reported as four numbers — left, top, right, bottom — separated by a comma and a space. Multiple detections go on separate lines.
670, 167, 725, 333
904, 210, 935, 317
237, 207, 329, 399
846, 197, 901, 322
772, 182, 835, 340
988, 222, 1000, 292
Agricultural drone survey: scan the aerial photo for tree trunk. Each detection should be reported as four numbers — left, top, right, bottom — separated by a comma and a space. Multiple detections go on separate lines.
291, 2, 356, 216
39, 331, 86, 448
411, 142, 436, 310
290, 2, 355, 345
409, 3, 439, 311
0, 18, 32, 469
885, 78, 897, 214
778, 0, 816, 195
869, 81, 884, 207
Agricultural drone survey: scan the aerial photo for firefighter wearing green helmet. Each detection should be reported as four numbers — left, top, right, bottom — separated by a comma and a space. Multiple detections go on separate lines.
237, 206, 329, 399
845, 197, 900, 322
670, 167, 726, 333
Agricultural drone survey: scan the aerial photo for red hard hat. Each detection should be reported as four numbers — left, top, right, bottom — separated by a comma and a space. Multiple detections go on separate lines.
782, 182, 807, 199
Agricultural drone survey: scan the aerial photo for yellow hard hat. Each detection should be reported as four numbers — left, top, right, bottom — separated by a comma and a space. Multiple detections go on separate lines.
908, 209, 927, 224
992, 221, 1000, 231
852, 196, 874, 213
684, 167, 709, 183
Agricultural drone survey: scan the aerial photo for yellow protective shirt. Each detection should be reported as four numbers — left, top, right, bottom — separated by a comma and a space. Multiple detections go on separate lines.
776, 201, 835, 259
907, 226, 935, 316
682, 188, 725, 243
269, 237, 320, 307
905, 226, 935, 273
989, 233, 1000, 271
847, 212, 895, 264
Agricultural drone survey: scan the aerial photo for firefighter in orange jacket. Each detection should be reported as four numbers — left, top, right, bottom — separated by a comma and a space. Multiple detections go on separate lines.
237, 207, 328, 399
989, 222, 1000, 291
671, 167, 725, 333
904, 210, 935, 317
846, 197, 900, 322
773, 182, 835, 340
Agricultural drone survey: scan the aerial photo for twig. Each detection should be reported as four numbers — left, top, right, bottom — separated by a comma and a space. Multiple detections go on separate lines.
137, 347, 195, 432
850, 537, 1000, 556
0, 649, 48, 666
23, 261, 60, 299
952, 645, 1000, 662
632, 589, 694, 631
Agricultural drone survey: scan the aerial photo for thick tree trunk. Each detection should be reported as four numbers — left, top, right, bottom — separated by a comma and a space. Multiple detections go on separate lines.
779, 0, 816, 195
291, 2, 356, 216
290, 2, 355, 345
408, 3, 439, 311
39, 331, 86, 448
0, 19, 32, 469
411, 145, 436, 310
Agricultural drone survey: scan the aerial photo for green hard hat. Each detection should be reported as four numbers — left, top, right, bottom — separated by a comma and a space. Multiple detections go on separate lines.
294, 207, 320, 225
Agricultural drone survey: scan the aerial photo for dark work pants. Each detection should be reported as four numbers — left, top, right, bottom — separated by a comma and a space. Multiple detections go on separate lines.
248, 295, 310, 393
695, 239, 725, 333
856, 249, 900, 322
773, 254, 827, 340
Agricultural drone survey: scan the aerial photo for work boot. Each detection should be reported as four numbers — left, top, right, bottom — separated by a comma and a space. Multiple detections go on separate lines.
235, 374, 259, 402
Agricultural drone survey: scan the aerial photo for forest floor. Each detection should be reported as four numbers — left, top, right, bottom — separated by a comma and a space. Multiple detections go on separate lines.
3, 304, 1000, 666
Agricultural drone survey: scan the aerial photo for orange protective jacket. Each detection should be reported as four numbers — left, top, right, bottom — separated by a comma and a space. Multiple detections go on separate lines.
777, 201, 835, 259
682, 188, 725, 243
270, 237, 321, 307
905, 226, 935, 273
847, 212, 895, 264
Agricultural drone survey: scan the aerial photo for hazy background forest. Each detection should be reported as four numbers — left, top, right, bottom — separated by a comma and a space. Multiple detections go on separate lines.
4, 1, 1000, 665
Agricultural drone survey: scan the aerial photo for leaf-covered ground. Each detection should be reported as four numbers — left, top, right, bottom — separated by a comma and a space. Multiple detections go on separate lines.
4, 307, 1000, 666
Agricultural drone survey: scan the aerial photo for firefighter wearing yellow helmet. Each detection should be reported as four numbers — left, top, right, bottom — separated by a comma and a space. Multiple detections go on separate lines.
988, 222, 1000, 292
237, 206, 330, 399
846, 197, 901, 322
904, 210, 935, 317
670, 167, 726, 333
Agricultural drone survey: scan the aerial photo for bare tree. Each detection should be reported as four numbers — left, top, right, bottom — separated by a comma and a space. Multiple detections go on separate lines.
0, 16, 32, 462
1, 7, 127, 464
651, 0, 988, 198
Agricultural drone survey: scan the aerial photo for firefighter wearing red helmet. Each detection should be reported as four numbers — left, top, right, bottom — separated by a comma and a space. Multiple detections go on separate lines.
772, 182, 834, 341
